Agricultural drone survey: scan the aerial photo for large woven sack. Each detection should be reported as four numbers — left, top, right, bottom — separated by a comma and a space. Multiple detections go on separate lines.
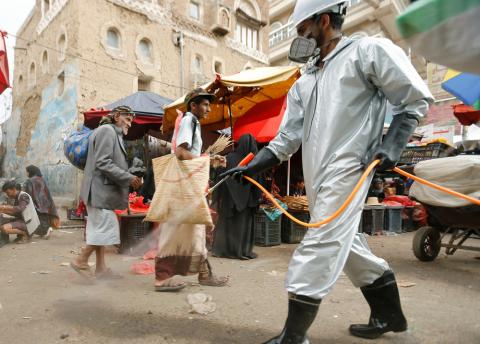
410, 155, 480, 207
145, 154, 212, 225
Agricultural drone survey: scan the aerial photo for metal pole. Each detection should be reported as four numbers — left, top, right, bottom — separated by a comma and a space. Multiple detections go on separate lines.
287, 158, 291, 196
462, 125, 469, 140
179, 32, 185, 96
227, 96, 234, 149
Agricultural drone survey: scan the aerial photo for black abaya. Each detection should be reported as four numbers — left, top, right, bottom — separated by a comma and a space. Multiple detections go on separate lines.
212, 134, 262, 259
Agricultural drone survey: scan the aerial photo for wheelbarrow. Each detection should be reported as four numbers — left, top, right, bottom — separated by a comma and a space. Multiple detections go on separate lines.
412, 204, 480, 261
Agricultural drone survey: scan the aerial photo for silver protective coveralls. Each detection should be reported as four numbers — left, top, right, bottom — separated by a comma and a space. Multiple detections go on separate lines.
267, 34, 434, 299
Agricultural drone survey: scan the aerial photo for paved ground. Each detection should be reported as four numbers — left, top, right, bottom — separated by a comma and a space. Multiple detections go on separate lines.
0, 228, 479, 344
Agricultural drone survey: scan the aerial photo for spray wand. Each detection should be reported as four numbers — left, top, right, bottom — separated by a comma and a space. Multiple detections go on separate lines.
207, 152, 255, 195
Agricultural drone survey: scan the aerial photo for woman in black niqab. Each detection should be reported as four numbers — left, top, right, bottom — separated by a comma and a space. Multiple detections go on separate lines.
212, 134, 262, 259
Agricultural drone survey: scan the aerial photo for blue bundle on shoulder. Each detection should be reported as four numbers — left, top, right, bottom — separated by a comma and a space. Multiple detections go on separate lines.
63, 126, 93, 170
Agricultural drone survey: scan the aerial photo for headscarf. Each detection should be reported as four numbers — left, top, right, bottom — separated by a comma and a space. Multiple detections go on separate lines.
26, 165, 42, 178
219, 134, 261, 213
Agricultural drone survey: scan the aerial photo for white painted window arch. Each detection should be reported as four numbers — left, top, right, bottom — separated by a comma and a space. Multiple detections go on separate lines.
193, 54, 203, 74
42, 0, 51, 17
270, 21, 283, 33
29, 62, 36, 88
234, 0, 261, 50
107, 27, 121, 49
235, 0, 261, 20
137, 38, 153, 62
18, 75, 24, 92
57, 31, 67, 61
41, 50, 49, 73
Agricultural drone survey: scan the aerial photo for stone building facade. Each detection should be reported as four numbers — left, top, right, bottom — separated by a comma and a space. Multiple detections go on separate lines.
3, 0, 269, 208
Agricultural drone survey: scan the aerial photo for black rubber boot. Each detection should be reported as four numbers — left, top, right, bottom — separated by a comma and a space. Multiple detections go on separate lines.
263, 294, 321, 344
349, 270, 407, 339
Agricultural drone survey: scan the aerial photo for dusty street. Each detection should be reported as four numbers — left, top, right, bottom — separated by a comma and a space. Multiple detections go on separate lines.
0, 228, 479, 344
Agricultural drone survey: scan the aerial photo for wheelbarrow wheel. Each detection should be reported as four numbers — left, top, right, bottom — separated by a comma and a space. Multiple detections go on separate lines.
413, 226, 441, 261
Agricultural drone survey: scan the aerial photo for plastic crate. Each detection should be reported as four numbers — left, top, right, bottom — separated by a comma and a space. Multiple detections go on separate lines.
119, 215, 152, 255
282, 212, 310, 244
254, 211, 281, 247
361, 205, 385, 235
67, 208, 85, 220
384, 206, 404, 233
398, 142, 454, 165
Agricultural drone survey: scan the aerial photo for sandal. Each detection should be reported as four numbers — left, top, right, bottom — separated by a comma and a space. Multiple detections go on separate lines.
44, 228, 53, 240
95, 268, 123, 280
155, 278, 186, 292
70, 262, 94, 280
198, 260, 229, 287
16, 237, 30, 244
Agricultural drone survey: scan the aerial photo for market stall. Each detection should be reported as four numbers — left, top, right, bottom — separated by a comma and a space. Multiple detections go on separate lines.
164, 66, 306, 247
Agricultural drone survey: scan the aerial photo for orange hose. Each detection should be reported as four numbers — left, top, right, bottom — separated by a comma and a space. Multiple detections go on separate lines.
243, 160, 379, 228
244, 160, 480, 228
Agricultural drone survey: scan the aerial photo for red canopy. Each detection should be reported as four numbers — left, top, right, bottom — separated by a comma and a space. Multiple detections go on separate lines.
233, 96, 286, 143
0, 31, 10, 95
453, 104, 480, 126
83, 109, 163, 140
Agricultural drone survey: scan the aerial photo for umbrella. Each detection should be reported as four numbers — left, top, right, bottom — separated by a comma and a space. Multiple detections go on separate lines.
0, 31, 10, 95
396, 0, 480, 75
105, 91, 172, 116
442, 69, 480, 110
162, 66, 300, 134
83, 91, 173, 140
452, 104, 480, 126
233, 96, 286, 143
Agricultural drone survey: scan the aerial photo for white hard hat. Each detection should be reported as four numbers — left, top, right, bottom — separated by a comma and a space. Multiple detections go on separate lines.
291, 0, 350, 28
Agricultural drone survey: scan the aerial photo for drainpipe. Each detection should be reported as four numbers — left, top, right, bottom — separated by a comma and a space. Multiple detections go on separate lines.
179, 32, 185, 96
173, 30, 185, 96
178, 31, 185, 95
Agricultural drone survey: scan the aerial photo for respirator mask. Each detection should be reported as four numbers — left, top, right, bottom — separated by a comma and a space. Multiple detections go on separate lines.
288, 37, 319, 64
288, 34, 342, 64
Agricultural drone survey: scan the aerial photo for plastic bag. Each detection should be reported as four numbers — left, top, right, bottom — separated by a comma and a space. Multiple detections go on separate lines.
130, 261, 155, 275
63, 126, 92, 170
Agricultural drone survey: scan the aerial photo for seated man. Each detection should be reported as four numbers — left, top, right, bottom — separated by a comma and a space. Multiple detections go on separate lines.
291, 176, 306, 196
0, 180, 39, 244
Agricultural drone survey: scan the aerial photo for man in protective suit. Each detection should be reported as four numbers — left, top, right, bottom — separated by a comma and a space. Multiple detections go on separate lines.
222, 0, 434, 343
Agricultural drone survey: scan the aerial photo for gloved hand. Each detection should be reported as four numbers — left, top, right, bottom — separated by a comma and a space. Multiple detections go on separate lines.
365, 113, 419, 171
219, 148, 280, 183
